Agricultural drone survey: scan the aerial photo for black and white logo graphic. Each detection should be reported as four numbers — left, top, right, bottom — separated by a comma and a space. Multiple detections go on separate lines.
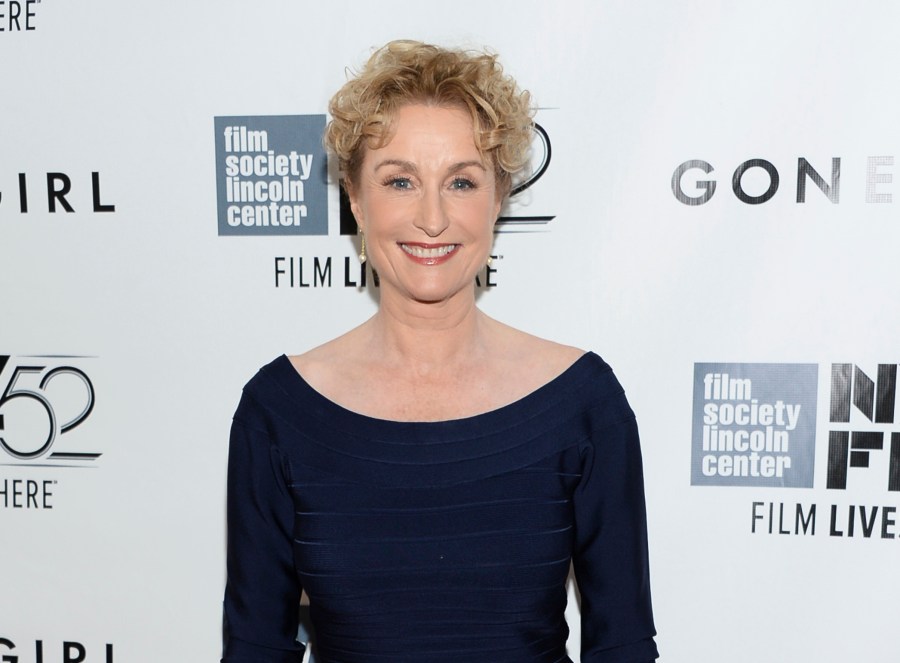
497, 122, 555, 229
0, 172, 116, 214
826, 363, 900, 492
671, 156, 894, 205
0, 355, 98, 465
0, 636, 114, 663
0, 0, 41, 33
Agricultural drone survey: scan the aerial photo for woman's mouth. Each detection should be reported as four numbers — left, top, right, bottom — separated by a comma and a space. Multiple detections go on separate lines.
398, 243, 460, 265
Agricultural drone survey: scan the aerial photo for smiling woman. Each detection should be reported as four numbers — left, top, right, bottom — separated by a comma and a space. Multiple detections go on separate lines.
222, 40, 659, 663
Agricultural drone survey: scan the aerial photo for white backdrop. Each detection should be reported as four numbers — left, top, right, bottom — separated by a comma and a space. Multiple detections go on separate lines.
3, 1, 899, 661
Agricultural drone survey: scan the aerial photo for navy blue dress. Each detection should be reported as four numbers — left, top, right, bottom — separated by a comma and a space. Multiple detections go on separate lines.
222, 352, 658, 662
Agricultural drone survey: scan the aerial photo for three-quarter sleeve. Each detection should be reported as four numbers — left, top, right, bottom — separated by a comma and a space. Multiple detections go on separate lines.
222, 391, 306, 662
573, 388, 659, 662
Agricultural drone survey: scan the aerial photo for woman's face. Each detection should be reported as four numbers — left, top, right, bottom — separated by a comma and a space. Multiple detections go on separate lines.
348, 104, 502, 306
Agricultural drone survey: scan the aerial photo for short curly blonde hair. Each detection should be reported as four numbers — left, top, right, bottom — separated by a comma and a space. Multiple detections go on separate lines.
325, 40, 534, 196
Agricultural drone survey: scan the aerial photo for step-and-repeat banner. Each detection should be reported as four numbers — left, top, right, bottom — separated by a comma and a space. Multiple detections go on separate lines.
3, 2, 898, 661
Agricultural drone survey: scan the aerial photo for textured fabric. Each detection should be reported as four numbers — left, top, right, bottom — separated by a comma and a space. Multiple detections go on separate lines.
222, 352, 658, 663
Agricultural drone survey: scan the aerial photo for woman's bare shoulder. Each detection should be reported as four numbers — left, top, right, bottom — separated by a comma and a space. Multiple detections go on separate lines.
486, 319, 587, 386
287, 326, 366, 389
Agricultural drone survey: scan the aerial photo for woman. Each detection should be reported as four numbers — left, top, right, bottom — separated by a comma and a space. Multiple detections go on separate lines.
223, 40, 658, 662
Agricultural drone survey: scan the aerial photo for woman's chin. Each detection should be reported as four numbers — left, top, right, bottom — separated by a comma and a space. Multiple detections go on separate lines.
386, 280, 475, 307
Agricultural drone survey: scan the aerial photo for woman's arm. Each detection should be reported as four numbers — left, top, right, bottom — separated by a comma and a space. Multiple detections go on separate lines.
222, 391, 305, 662
573, 377, 659, 662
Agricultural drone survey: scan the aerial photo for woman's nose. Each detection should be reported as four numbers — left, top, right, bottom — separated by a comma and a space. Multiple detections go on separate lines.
414, 187, 450, 237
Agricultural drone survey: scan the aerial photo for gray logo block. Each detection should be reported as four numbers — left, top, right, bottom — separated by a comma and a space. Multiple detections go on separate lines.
215, 115, 328, 236
691, 363, 818, 488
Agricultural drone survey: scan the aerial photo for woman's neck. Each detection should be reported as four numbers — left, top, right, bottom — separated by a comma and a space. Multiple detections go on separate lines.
366, 289, 491, 374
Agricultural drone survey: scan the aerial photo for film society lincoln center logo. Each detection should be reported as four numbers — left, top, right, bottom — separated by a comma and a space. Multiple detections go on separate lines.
691, 363, 818, 487
214, 115, 327, 236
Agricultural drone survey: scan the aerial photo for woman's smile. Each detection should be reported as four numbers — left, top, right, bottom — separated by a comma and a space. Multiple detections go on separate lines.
398, 242, 460, 264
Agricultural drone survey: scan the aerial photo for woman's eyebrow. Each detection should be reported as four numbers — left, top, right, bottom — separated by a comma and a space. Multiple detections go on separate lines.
374, 158, 417, 172
373, 159, 487, 173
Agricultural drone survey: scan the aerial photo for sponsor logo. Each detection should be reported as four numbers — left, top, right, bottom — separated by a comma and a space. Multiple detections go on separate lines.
0, 173, 115, 214
671, 156, 894, 205
826, 362, 900, 491
0, 355, 99, 510
691, 363, 818, 487
214, 115, 327, 236
0, 0, 40, 33
693, 361, 900, 540
271, 255, 500, 290
0, 637, 113, 663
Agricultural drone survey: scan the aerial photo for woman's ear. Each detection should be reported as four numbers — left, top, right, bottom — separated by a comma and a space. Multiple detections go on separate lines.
344, 180, 363, 229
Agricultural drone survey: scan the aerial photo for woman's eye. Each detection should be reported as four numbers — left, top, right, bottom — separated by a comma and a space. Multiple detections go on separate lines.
386, 177, 412, 190
450, 178, 475, 190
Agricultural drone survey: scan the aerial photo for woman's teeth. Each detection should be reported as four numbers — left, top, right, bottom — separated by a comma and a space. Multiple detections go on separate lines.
400, 244, 457, 258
